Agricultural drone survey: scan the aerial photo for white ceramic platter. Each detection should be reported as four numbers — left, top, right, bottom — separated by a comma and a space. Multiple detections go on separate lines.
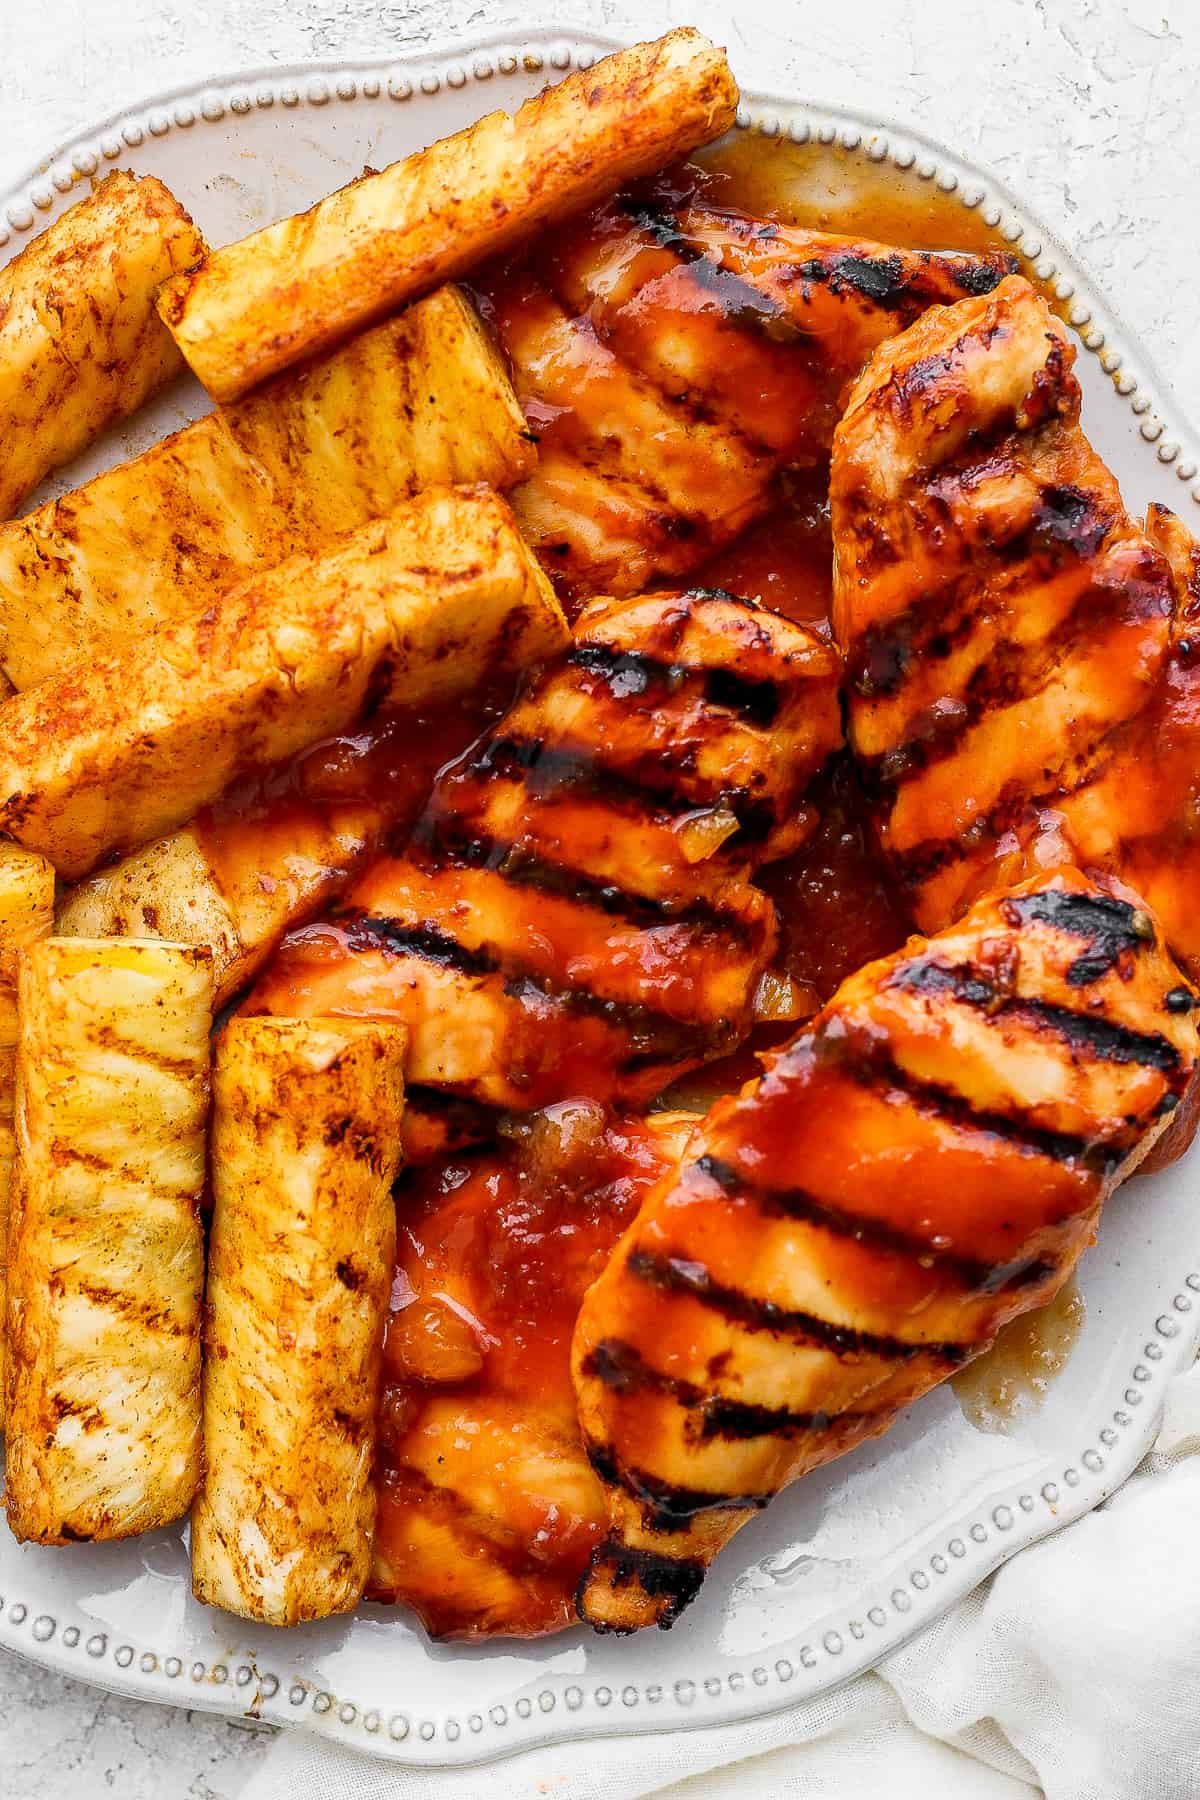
3, 27, 1200, 1768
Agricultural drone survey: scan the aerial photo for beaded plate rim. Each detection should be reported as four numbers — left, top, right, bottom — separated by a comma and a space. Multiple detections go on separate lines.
1, 24, 1198, 1767
3, 31, 1197, 496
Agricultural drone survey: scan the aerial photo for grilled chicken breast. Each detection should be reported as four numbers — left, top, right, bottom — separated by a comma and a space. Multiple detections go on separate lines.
1096, 505, 1200, 978
0, 847, 55, 1425
371, 1106, 694, 1638
248, 588, 842, 1122
830, 274, 1179, 947
193, 1017, 406, 1625
0, 286, 533, 691
160, 31, 739, 402
965, 502, 1200, 987
0, 487, 565, 881
477, 180, 1017, 603
0, 171, 204, 520
5, 939, 212, 1543
574, 868, 1198, 1630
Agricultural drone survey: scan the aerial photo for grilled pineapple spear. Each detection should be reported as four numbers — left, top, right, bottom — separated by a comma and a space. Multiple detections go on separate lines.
574, 869, 1199, 1630
158, 30, 738, 402
0, 847, 55, 1427
0, 170, 205, 520
5, 939, 212, 1544
0, 487, 566, 882
0, 286, 533, 690
193, 1017, 406, 1625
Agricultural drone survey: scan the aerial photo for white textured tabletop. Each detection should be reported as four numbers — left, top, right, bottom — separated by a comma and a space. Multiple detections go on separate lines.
0, 1, 1196, 1794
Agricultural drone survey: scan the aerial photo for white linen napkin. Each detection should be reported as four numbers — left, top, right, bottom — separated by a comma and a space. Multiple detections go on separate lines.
241, 1361, 1200, 1800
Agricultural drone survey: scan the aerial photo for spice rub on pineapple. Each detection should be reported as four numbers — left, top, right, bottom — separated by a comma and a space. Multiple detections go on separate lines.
475, 173, 1017, 604
248, 588, 842, 1121
0, 286, 533, 692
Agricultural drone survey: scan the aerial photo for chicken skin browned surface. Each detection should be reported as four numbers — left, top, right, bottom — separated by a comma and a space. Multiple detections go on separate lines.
829, 275, 1187, 958
473, 176, 1018, 605
369, 1107, 694, 1638
248, 589, 841, 1130
573, 868, 1198, 1631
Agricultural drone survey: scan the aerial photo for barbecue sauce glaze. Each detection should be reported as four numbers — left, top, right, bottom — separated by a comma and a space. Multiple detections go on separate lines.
220, 140, 1130, 1635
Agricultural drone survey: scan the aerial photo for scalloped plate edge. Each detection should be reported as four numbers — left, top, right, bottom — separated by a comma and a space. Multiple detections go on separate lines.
0, 23, 1198, 1765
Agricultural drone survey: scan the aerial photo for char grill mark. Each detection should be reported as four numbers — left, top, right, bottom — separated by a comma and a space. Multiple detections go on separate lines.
399, 1085, 496, 1141
691, 1154, 1056, 1294
501, 972, 719, 1062
615, 199, 802, 338
699, 1396, 850, 1441
625, 1247, 971, 1365
843, 477, 1119, 699
584, 1436, 772, 1533
854, 570, 1141, 785
998, 889, 1150, 986
459, 733, 777, 843
627, 198, 1015, 314
797, 246, 1015, 308
846, 572, 997, 702
800, 250, 907, 306
567, 635, 783, 727
415, 824, 761, 947
583, 1338, 870, 1442
341, 912, 721, 1060
1024, 482, 1114, 554
835, 1042, 1112, 1171
892, 957, 1182, 1073
652, 244, 803, 348
342, 915, 497, 977
851, 475, 1112, 613
580, 1542, 706, 1632
886, 708, 1158, 895
952, 257, 1021, 296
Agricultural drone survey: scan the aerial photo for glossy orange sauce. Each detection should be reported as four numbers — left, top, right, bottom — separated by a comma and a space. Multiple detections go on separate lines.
698, 465, 836, 639
193, 688, 511, 943
615, 134, 1022, 1051
363, 144, 1025, 1635
694, 135, 1021, 259
226, 141, 1076, 1637
369, 1110, 683, 1638
757, 755, 914, 1002
659, 471, 913, 1116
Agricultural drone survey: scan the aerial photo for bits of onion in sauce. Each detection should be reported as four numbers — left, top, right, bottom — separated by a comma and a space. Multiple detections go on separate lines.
368, 1107, 692, 1638
194, 686, 514, 934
